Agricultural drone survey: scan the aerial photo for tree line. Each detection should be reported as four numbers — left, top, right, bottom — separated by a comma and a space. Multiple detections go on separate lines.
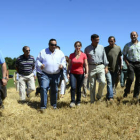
5, 57, 16, 69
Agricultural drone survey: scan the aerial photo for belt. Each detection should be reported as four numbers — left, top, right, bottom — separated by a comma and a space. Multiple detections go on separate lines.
89, 62, 103, 66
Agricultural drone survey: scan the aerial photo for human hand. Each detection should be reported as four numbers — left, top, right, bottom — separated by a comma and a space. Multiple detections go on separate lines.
41, 64, 45, 70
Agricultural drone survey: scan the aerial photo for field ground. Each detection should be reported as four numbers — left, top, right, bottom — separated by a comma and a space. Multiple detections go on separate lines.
0, 79, 140, 140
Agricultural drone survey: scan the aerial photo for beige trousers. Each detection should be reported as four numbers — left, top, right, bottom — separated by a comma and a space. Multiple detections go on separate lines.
89, 64, 106, 103
19, 73, 35, 100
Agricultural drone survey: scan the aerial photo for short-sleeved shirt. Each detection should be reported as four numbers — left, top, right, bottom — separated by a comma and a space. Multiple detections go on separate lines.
0, 51, 5, 64
105, 45, 122, 72
0, 63, 8, 79
123, 41, 140, 62
69, 52, 87, 74
16, 55, 35, 76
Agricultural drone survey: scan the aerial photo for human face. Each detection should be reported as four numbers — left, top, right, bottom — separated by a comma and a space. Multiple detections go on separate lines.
75, 42, 81, 52
91, 37, 99, 47
49, 41, 57, 52
108, 38, 115, 47
131, 32, 138, 43
23, 47, 30, 57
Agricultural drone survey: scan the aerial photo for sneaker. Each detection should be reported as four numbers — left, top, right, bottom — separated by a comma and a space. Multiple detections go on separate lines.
53, 106, 57, 109
77, 103, 81, 106
39, 108, 46, 113
70, 102, 75, 108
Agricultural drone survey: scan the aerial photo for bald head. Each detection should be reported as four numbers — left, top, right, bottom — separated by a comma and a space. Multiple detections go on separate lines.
130, 31, 138, 43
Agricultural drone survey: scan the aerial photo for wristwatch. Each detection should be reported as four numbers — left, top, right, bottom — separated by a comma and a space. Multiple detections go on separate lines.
2, 77, 7, 79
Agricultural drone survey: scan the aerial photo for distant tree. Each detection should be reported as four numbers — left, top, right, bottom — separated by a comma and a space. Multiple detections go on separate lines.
5, 57, 17, 70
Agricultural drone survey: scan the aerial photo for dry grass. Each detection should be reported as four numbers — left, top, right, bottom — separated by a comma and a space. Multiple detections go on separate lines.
0, 82, 140, 140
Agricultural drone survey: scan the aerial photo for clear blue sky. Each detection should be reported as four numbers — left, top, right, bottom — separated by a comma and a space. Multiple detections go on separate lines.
0, 0, 140, 59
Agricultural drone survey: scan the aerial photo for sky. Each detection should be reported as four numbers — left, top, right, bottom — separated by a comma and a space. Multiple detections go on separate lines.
0, 0, 140, 59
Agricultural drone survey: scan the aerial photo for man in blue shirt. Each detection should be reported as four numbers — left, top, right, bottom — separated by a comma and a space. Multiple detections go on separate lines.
0, 50, 7, 108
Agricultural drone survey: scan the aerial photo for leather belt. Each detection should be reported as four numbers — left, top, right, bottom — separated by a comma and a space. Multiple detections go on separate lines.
89, 62, 103, 66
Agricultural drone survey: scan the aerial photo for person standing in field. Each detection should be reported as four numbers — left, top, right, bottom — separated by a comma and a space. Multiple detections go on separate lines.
105, 36, 122, 100
0, 50, 7, 108
16, 46, 35, 101
67, 41, 88, 107
84, 34, 108, 103
120, 57, 128, 88
36, 39, 66, 111
123, 31, 140, 99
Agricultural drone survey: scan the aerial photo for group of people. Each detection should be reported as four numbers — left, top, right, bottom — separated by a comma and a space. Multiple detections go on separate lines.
0, 31, 139, 112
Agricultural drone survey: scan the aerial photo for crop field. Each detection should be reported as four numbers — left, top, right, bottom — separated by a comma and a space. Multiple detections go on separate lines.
0, 80, 140, 140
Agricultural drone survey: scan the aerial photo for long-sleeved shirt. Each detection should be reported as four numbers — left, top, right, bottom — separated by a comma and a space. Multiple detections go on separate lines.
84, 44, 109, 66
36, 48, 66, 74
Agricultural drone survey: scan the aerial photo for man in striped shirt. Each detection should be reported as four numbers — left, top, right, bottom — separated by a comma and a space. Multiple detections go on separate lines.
16, 46, 35, 101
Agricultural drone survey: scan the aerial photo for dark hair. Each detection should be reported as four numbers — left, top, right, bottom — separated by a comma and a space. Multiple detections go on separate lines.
108, 36, 116, 42
74, 41, 82, 47
65, 56, 69, 62
56, 46, 60, 50
91, 34, 99, 40
49, 39, 56, 44
22, 46, 29, 51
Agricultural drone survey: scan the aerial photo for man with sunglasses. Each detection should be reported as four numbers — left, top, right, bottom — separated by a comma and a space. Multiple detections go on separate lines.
105, 36, 122, 100
16, 46, 35, 101
36, 39, 66, 111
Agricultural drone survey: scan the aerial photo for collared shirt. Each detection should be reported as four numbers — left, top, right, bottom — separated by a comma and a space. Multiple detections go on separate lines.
16, 55, 35, 76
84, 44, 108, 66
123, 41, 140, 62
36, 48, 66, 74
0, 51, 5, 64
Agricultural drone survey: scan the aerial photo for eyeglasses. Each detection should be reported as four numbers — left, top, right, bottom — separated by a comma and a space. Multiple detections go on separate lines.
50, 43, 57, 46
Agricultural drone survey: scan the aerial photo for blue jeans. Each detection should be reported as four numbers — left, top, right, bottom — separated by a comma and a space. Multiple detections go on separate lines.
40, 72, 61, 109
70, 73, 84, 103
106, 71, 117, 99
120, 70, 127, 87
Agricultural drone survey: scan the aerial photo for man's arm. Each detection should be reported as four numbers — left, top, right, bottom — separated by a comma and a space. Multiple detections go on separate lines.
2, 62, 7, 86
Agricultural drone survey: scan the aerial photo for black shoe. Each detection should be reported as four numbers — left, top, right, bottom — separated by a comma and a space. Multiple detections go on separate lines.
26, 93, 30, 98
123, 93, 127, 98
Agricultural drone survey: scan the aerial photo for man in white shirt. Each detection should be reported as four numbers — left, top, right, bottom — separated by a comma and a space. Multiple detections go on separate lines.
36, 39, 66, 111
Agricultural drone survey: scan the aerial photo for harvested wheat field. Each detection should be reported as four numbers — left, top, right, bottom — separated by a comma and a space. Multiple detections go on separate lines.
0, 82, 140, 140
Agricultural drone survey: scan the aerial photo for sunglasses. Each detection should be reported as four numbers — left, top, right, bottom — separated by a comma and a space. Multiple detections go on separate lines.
50, 43, 57, 46
25, 50, 30, 52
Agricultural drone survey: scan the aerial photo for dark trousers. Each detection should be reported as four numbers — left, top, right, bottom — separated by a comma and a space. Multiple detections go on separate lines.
36, 72, 42, 94
0, 80, 7, 105
70, 73, 84, 103
124, 63, 140, 97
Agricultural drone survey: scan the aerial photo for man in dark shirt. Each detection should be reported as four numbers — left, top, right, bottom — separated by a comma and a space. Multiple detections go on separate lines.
16, 46, 35, 101
105, 36, 122, 100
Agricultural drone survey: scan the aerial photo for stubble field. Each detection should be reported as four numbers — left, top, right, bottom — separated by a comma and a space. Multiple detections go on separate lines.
0, 81, 140, 140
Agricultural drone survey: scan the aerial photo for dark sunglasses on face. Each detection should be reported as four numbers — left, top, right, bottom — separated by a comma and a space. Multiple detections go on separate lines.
25, 50, 30, 52
50, 43, 57, 46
